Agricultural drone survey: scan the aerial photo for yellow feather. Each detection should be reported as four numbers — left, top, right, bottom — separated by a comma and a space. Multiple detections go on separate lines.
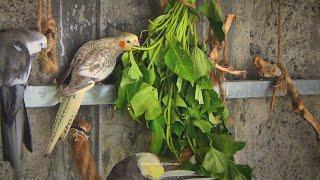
46, 83, 94, 155
137, 153, 164, 179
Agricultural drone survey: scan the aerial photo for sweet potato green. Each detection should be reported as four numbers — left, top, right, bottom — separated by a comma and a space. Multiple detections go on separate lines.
116, 0, 251, 179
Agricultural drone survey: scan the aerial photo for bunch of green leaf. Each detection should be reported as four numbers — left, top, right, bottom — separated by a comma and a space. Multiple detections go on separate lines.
116, 0, 251, 179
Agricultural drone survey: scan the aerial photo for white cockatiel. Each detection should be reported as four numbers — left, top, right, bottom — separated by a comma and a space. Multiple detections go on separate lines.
46, 33, 139, 155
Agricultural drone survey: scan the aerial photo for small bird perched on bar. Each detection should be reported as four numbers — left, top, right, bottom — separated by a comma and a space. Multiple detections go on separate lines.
0, 29, 47, 179
46, 33, 139, 156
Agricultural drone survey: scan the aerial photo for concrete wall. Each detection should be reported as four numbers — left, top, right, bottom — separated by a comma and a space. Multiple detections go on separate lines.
221, 0, 320, 179
0, 0, 152, 179
0, 0, 319, 179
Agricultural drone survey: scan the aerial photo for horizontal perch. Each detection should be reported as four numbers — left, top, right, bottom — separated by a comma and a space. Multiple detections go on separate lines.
19, 80, 320, 107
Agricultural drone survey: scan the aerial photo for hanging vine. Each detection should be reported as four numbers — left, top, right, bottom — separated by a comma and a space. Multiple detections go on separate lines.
36, 0, 59, 73
253, 0, 320, 137
208, 13, 246, 104
70, 119, 101, 180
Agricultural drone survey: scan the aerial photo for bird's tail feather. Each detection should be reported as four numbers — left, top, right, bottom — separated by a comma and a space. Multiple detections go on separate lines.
23, 100, 33, 152
46, 84, 93, 155
0, 115, 10, 161
0, 85, 30, 179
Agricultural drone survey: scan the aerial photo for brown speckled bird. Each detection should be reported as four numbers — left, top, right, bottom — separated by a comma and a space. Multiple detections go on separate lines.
46, 33, 139, 155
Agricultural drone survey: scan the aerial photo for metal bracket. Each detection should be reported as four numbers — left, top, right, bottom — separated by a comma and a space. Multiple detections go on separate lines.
23, 80, 320, 107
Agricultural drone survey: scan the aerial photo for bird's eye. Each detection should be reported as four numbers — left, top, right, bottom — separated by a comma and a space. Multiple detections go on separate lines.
13, 42, 22, 51
127, 40, 131, 43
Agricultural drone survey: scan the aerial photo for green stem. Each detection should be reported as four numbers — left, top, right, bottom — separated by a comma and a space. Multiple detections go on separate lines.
166, 2, 184, 39
187, 137, 196, 153
166, 83, 179, 159
190, 20, 198, 48
147, 37, 164, 69
132, 39, 162, 51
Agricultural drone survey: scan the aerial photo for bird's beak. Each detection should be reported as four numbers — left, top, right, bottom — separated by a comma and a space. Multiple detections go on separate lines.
133, 39, 140, 47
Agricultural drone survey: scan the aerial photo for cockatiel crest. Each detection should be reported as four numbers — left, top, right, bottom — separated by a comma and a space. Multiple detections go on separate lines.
47, 33, 139, 156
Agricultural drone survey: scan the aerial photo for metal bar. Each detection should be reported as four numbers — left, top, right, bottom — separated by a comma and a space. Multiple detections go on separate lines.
214, 80, 320, 99
23, 80, 320, 107
24, 85, 116, 107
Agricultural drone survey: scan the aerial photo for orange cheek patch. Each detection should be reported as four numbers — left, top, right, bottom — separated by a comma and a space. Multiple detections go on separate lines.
119, 40, 126, 49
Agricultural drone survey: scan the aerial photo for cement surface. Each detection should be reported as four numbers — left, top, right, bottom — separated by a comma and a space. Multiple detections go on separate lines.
0, 0, 319, 179
221, 0, 320, 179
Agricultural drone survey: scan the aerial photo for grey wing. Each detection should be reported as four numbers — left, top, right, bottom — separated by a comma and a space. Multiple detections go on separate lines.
3, 41, 31, 86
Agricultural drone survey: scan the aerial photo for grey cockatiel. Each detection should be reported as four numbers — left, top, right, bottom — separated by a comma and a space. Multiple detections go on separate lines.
0, 29, 47, 178
46, 33, 139, 155
107, 153, 164, 180
106, 153, 213, 180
